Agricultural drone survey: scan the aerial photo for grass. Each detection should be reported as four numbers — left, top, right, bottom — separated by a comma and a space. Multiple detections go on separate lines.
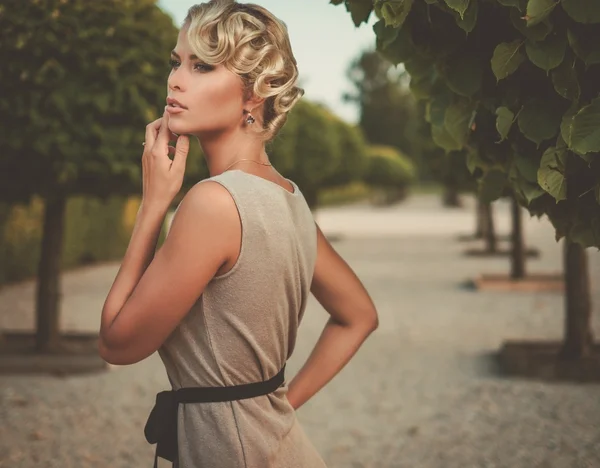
318, 182, 445, 207
319, 182, 373, 207
410, 183, 444, 195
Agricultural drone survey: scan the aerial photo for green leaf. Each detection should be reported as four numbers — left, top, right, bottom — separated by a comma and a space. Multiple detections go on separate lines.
444, 100, 476, 147
515, 153, 539, 183
432, 124, 462, 152
568, 221, 590, 246
537, 146, 566, 201
455, 0, 478, 33
347, 0, 374, 26
412, 19, 464, 60
409, 76, 434, 99
376, 25, 413, 65
498, 0, 524, 9
562, 0, 600, 24
380, 0, 414, 28
444, 54, 483, 97
561, 104, 578, 146
570, 96, 600, 154
373, 19, 399, 49
495, 106, 515, 142
567, 29, 600, 67
509, 160, 546, 204
479, 169, 507, 203
551, 57, 580, 101
577, 152, 594, 164
521, 183, 547, 204
404, 55, 434, 80
569, 216, 600, 248
444, 0, 470, 18
525, 0, 558, 26
466, 148, 489, 174
510, 8, 552, 41
517, 98, 563, 147
491, 41, 525, 81
502, 86, 521, 110
427, 91, 453, 127
525, 32, 566, 71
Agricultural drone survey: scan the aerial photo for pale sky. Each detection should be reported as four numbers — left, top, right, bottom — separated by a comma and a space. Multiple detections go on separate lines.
157, 0, 378, 123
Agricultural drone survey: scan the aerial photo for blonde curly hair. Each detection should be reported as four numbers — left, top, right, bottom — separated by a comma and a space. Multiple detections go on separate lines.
183, 0, 304, 141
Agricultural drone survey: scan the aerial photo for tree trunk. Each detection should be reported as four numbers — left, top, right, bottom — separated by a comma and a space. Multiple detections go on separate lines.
442, 184, 461, 207
474, 198, 486, 239
482, 202, 497, 253
0, 203, 11, 285
35, 194, 67, 353
560, 240, 594, 359
510, 195, 526, 279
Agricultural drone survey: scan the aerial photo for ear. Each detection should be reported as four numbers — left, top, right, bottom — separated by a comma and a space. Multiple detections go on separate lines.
244, 81, 272, 110
245, 94, 266, 111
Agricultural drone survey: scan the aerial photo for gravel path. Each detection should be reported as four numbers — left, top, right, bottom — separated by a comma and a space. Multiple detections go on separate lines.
1, 194, 599, 468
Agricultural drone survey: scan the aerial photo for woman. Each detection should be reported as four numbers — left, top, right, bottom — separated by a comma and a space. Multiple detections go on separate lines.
98, 1, 379, 466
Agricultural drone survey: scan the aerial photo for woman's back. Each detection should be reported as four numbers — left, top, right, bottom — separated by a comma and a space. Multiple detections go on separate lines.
158, 169, 326, 467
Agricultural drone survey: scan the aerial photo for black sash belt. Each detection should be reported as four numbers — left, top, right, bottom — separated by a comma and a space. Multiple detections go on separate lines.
144, 365, 286, 468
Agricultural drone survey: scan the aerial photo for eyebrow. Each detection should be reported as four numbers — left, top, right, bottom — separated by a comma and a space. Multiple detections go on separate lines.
171, 51, 200, 60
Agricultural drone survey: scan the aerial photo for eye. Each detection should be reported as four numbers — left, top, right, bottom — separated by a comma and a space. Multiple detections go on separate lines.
194, 63, 214, 72
169, 58, 180, 69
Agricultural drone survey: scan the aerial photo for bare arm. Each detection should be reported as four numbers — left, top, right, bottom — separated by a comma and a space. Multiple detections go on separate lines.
98, 182, 236, 365
286, 223, 379, 410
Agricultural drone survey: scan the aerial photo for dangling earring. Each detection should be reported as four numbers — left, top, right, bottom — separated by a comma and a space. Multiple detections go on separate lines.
245, 112, 255, 125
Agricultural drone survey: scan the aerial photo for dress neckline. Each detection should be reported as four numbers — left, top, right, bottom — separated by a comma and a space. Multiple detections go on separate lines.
229, 170, 300, 197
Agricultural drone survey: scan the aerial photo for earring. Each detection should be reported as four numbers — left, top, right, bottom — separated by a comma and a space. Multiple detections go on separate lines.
245, 113, 255, 125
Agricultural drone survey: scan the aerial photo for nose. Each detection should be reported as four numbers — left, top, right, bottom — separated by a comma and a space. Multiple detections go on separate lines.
167, 68, 185, 93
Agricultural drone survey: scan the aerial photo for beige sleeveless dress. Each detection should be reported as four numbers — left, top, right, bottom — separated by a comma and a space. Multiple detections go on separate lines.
157, 170, 327, 468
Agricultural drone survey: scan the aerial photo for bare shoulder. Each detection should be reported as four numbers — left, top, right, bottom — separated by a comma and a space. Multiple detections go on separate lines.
172, 180, 238, 228
179, 179, 237, 214
164, 180, 241, 262
311, 223, 378, 329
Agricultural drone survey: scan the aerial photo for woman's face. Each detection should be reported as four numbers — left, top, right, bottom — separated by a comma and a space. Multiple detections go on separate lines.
166, 27, 245, 136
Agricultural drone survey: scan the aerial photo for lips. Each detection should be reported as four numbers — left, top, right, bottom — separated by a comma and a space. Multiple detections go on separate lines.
166, 97, 187, 109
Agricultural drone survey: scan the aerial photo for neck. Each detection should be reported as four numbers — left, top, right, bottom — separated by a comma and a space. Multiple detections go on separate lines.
196, 127, 268, 177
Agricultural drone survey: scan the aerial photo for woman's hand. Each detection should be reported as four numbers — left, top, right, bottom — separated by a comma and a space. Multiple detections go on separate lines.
141, 110, 189, 212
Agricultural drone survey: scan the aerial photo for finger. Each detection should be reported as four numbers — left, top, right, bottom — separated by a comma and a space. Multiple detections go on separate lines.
167, 145, 176, 156
155, 111, 170, 149
144, 118, 162, 148
171, 135, 190, 173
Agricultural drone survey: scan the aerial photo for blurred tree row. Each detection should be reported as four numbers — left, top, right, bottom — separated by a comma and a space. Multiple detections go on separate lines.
343, 37, 536, 272
345, 48, 482, 212
0, 195, 148, 286
269, 99, 416, 209
0, 0, 178, 352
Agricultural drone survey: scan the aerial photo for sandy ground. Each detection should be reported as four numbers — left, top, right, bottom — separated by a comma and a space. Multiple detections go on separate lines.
1, 194, 599, 468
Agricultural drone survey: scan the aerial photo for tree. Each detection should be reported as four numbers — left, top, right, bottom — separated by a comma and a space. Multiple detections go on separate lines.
334, 0, 600, 364
345, 47, 480, 209
270, 100, 344, 209
364, 144, 416, 203
322, 119, 370, 189
344, 50, 416, 158
0, 0, 178, 352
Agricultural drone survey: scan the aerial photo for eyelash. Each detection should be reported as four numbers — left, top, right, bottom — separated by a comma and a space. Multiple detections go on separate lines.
168, 59, 213, 72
